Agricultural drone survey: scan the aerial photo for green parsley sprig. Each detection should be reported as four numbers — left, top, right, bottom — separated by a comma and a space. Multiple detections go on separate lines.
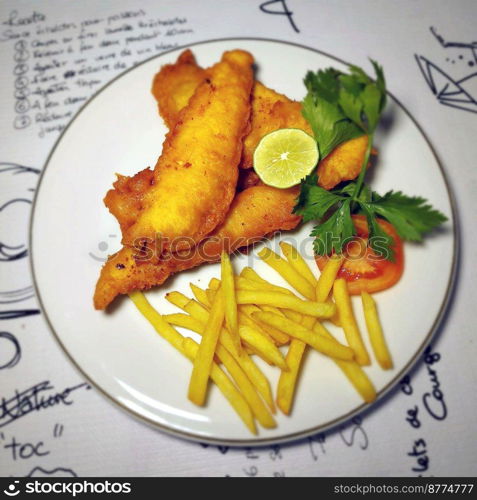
295, 61, 447, 260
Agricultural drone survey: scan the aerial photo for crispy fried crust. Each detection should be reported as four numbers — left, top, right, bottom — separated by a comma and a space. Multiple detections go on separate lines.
240, 82, 312, 169
104, 168, 154, 235
121, 50, 254, 249
316, 135, 369, 190
151, 50, 368, 188
94, 185, 300, 309
151, 49, 207, 129
237, 168, 262, 191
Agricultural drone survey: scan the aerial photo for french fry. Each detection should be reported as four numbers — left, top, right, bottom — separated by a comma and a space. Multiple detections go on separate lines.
259, 306, 292, 343
254, 319, 290, 345
301, 315, 316, 329
240, 302, 289, 345
362, 292, 393, 370
180, 296, 244, 359
277, 339, 307, 415
240, 268, 291, 294
279, 241, 318, 287
234, 276, 262, 292
208, 277, 221, 290
253, 311, 354, 360
334, 358, 377, 403
129, 291, 187, 352
254, 247, 314, 329
204, 289, 214, 305
163, 312, 204, 332
258, 247, 316, 300
235, 352, 276, 413
188, 287, 225, 406
281, 308, 303, 324
240, 306, 290, 346
238, 311, 274, 342
277, 310, 314, 415
190, 283, 210, 308
236, 275, 291, 298
182, 338, 257, 434
315, 256, 342, 327
239, 325, 288, 370
238, 303, 262, 316
246, 345, 273, 365
247, 305, 290, 344
221, 251, 241, 354
214, 343, 276, 428
333, 279, 370, 365
316, 255, 343, 302
164, 313, 275, 424
312, 322, 376, 403
260, 305, 286, 317
243, 274, 314, 329
240, 266, 267, 283
165, 290, 191, 311
169, 293, 209, 322
129, 292, 256, 433
166, 301, 275, 411
328, 299, 342, 327
236, 290, 336, 318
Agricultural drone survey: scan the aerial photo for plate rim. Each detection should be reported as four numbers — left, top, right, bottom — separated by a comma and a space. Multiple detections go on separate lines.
29, 37, 460, 447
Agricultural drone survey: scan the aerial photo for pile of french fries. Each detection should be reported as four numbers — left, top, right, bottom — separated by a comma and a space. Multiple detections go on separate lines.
129, 241, 393, 435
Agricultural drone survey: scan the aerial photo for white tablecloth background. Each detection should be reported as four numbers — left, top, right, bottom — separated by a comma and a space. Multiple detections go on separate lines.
0, 0, 475, 476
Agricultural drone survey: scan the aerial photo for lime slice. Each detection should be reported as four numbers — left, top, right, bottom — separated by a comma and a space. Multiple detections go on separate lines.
253, 128, 319, 188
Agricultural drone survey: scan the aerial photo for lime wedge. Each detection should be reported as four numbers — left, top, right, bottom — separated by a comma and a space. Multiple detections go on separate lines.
253, 128, 319, 188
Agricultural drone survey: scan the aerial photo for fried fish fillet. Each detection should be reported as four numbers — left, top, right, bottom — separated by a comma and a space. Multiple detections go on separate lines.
94, 185, 300, 309
242, 85, 369, 190
151, 49, 369, 189
151, 49, 207, 129
94, 50, 368, 309
121, 49, 254, 250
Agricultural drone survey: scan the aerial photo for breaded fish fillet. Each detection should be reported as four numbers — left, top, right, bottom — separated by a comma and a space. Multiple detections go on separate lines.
151, 50, 369, 189
151, 49, 207, 129
94, 185, 300, 309
120, 50, 253, 251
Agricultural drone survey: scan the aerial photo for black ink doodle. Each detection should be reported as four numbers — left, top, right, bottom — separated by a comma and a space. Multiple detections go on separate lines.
0, 309, 40, 320
4, 435, 50, 461
26, 466, 77, 477
408, 438, 429, 474
422, 345, 447, 421
308, 432, 326, 461
338, 416, 369, 450
53, 423, 64, 438
259, 0, 300, 33
0, 331, 21, 369
0, 163, 40, 307
416, 27, 477, 113
0, 380, 90, 428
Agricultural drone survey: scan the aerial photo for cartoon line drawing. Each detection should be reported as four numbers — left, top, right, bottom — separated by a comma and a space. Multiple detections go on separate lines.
0, 331, 21, 369
415, 27, 477, 114
0, 163, 40, 310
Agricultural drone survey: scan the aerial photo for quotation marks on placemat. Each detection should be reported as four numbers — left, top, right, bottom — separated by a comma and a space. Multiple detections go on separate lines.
53, 423, 64, 438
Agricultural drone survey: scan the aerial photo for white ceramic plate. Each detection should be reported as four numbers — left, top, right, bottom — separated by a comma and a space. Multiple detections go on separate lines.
30, 39, 457, 445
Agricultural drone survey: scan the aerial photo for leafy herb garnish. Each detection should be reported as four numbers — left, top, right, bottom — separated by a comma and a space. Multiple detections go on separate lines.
296, 61, 447, 260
